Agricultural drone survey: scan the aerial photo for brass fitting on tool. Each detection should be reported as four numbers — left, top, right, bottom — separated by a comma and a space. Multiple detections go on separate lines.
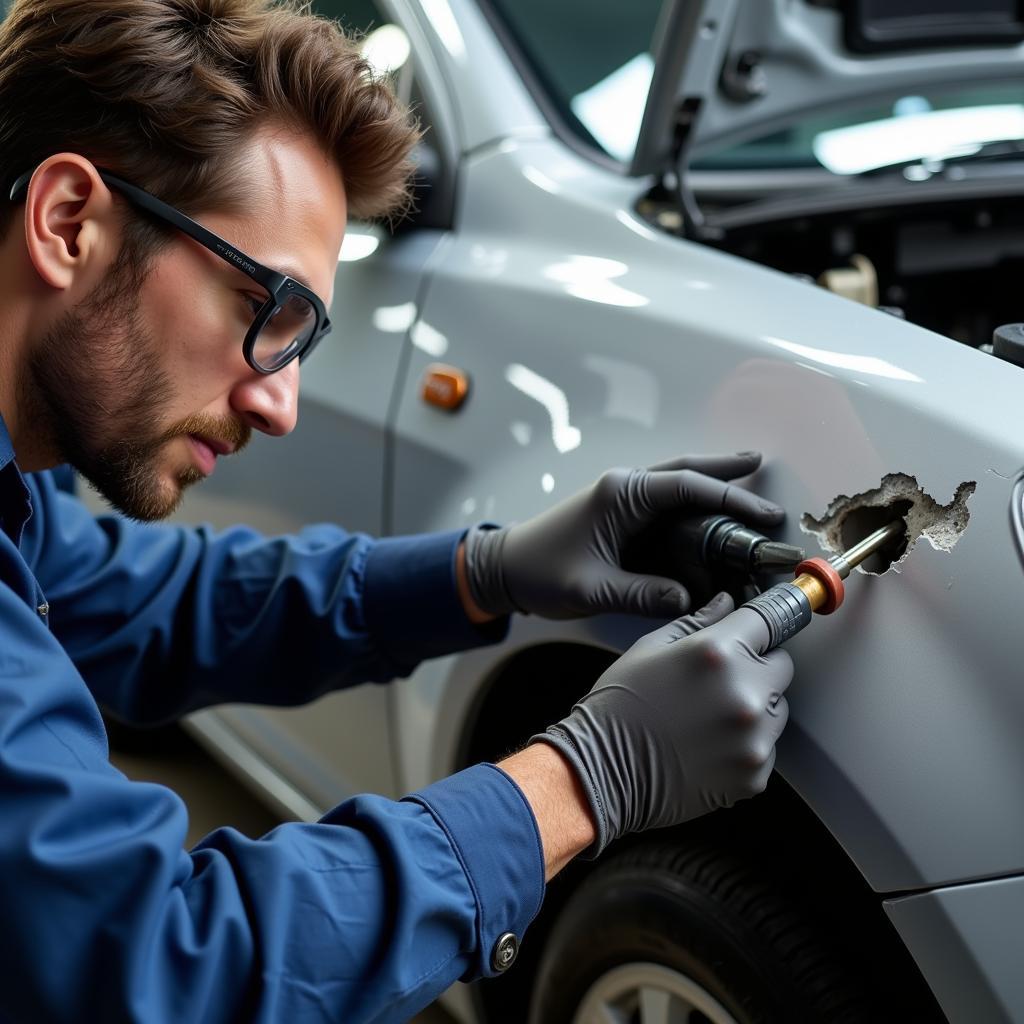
794, 519, 906, 615
792, 558, 845, 614
741, 519, 906, 650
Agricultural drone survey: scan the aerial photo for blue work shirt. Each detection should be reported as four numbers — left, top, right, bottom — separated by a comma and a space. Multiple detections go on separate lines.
0, 415, 545, 1023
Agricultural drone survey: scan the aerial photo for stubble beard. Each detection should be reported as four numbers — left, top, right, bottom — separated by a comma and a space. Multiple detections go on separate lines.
23, 260, 248, 521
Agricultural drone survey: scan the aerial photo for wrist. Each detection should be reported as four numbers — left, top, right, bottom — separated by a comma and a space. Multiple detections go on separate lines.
499, 742, 598, 881
462, 524, 518, 618
456, 538, 499, 624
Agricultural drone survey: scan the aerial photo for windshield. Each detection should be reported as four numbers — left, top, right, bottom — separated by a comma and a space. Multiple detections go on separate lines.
481, 0, 661, 161
481, 0, 1024, 175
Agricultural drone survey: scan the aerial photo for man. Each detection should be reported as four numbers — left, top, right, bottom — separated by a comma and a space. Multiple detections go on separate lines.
0, 1, 793, 1021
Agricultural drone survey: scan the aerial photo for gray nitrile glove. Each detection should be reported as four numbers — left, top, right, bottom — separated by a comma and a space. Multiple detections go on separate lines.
463, 452, 784, 620
532, 592, 793, 858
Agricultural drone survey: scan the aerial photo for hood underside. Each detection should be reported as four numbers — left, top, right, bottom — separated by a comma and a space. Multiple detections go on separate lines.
631, 0, 1024, 177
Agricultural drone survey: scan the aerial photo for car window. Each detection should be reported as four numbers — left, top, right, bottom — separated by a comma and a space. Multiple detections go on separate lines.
480, 0, 662, 162
314, 0, 412, 82
692, 81, 1024, 175
313, 0, 385, 38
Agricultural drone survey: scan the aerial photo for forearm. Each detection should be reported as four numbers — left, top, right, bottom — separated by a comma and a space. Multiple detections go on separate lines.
31, 464, 506, 720
500, 743, 597, 880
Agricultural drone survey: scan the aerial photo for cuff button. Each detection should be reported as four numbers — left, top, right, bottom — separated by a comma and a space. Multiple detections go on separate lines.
492, 932, 519, 972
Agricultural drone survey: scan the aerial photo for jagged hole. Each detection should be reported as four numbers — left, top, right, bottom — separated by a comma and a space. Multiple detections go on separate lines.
838, 499, 912, 574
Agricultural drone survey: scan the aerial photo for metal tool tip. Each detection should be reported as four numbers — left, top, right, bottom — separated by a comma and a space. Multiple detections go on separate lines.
754, 541, 806, 571
832, 520, 907, 576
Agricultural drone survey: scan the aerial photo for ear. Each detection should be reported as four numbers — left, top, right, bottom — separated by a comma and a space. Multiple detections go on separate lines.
21, 155, 117, 291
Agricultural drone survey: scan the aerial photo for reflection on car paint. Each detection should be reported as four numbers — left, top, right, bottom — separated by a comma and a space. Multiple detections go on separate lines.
504, 363, 581, 453
338, 231, 380, 262
761, 336, 925, 383
542, 254, 649, 308
372, 302, 418, 333
411, 320, 449, 357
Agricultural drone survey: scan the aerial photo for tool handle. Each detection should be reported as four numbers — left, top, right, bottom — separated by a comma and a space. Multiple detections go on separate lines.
673, 515, 730, 568
742, 582, 813, 652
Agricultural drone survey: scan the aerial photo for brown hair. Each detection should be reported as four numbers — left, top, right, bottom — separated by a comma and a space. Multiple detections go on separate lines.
0, 0, 420, 237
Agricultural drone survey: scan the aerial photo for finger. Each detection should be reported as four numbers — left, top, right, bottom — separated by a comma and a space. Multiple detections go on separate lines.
704, 606, 773, 655
634, 592, 726, 648
598, 567, 691, 618
747, 745, 778, 798
634, 575, 692, 618
761, 649, 795, 698
644, 469, 785, 527
766, 693, 790, 732
662, 591, 733, 642
647, 451, 762, 479
677, 590, 734, 635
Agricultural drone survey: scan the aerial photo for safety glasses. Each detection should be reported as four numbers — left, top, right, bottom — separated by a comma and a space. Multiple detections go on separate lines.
9, 168, 332, 374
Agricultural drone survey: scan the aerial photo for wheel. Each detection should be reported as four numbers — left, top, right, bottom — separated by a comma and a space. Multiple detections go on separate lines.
528, 839, 874, 1024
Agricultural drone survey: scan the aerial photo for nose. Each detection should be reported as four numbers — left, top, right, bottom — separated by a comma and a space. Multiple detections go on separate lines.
230, 360, 300, 436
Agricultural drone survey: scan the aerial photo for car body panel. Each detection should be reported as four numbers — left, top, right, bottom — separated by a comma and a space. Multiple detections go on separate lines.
388, 131, 1024, 894
885, 873, 1024, 1024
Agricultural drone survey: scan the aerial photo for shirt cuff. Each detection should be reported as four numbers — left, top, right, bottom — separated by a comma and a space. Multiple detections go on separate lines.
405, 762, 546, 980
362, 530, 508, 662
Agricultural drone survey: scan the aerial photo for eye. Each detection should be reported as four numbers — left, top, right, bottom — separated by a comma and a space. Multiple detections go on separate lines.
241, 293, 266, 317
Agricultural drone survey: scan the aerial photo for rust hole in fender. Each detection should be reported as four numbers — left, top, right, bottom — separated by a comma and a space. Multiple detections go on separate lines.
800, 473, 976, 576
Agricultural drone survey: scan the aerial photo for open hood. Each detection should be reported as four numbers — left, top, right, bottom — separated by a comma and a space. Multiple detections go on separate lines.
631, 0, 1024, 179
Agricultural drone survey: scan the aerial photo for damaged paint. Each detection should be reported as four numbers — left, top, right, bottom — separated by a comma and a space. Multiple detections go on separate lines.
801, 472, 976, 575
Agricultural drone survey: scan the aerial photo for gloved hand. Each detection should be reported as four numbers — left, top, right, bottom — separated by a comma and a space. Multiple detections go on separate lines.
532, 592, 793, 858
463, 452, 783, 620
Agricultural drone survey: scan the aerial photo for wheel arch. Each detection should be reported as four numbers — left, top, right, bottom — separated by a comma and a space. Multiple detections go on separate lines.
455, 640, 943, 1023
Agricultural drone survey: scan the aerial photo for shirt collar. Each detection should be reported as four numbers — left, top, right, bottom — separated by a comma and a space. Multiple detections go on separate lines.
0, 410, 15, 471
0, 409, 32, 548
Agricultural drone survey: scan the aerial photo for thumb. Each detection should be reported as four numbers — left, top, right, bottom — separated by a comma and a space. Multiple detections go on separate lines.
664, 591, 734, 642
701, 605, 773, 656
601, 567, 691, 618
634, 573, 694, 618
629, 591, 733, 654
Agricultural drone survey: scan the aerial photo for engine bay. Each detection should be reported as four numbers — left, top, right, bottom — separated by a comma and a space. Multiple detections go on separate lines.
640, 178, 1024, 353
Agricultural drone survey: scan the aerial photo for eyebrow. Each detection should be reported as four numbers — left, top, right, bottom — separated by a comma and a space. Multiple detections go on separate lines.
233, 260, 322, 303
278, 266, 317, 293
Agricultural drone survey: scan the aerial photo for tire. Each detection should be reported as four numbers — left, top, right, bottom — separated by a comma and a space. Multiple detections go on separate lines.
529, 839, 877, 1024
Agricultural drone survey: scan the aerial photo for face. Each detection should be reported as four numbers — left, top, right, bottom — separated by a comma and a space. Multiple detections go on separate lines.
26, 130, 345, 520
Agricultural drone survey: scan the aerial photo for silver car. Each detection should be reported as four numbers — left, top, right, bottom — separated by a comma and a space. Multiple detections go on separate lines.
170, 1, 1024, 1020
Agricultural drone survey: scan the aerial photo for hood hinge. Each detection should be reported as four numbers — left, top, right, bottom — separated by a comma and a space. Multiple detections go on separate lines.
667, 97, 723, 242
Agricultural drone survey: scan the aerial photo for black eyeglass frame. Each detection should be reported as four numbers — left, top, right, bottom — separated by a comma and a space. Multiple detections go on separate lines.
9, 167, 332, 374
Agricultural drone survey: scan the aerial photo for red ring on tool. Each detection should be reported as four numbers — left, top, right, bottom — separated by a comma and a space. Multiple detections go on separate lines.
795, 557, 845, 615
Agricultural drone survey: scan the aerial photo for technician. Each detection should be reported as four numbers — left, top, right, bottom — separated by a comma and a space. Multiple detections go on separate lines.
0, 1, 793, 1021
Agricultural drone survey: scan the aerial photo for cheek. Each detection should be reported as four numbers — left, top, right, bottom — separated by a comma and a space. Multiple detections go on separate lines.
140, 251, 248, 385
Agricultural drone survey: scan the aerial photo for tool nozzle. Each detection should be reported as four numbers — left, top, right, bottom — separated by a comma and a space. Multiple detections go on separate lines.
672, 515, 805, 575
753, 541, 806, 572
